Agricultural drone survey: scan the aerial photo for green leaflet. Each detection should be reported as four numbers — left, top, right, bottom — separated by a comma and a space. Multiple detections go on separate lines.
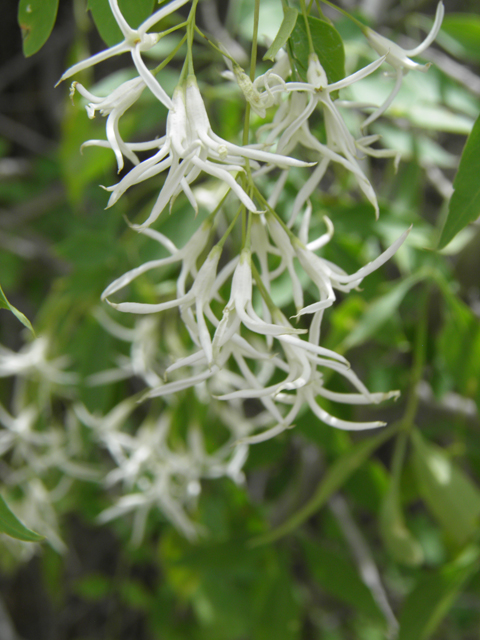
411, 429, 480, 546
438, 114, 480, 250
250, 421, 401, 546
398, 545, 480, 640
441, 14, 480, 63
0, 283, 34, 334
263, 7, 298, 62
380, 439, 424, 567
18, 0, 59, 57
87, 0, 156, 47
343, 272, 425, 350
0, 494, 44, 542
289, 15, 345, 85
301, 537, 384, 622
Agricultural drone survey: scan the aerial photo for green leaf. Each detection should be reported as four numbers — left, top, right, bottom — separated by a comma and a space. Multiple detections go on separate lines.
87, 0, 156, 47
398, 545, 480, 640
0, 283, 34, 334
343, 272, 425, 350
441, 14, 480, 63
411, 429, 480, 546
290, 15, 345, 84
250, 422, 400, 546
263, 8, 298, 61
438, 114, 480, 250
18, 0, 59, 57
0, 494, 44, 542
301, 537, 384, 622
380, 470, 424, 567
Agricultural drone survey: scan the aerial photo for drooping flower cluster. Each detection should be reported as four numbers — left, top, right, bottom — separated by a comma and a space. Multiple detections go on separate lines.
9, 0, 442, 541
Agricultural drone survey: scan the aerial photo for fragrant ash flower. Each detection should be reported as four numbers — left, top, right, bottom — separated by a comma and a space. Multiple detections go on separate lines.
104, 75, 311, 228
72, 77, 146, 172
362, 2, 445, 127
57, 0, 190, 109
257, 53, 391, 221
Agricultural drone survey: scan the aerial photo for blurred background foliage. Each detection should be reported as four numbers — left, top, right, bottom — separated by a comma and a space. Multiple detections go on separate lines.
1, 0, 480, 638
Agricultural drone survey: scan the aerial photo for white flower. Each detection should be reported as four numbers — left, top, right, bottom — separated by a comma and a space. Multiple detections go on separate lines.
258, 54, 390, 221
72, 77, 146, 172
104, 75, 310, 228
56, 0, 190, 109
362, 2, 445, 127
0, 336, 77, 385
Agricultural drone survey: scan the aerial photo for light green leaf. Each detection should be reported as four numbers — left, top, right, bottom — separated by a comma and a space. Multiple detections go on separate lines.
302, 537, 384, 622
263, 7, 298, 61
250, 422, 400, 546
290, 16, 345, 85
411, 429, 480, 546
380, 470, 424, 567
18, 0, 59, 57
0, 283, 34, 334
398, 545, 480, 640
87, 0, 156, 47
438, 114, 480, 250
441, 14, 480, 63
343, 273, 424, 350
0, 494, 44, 542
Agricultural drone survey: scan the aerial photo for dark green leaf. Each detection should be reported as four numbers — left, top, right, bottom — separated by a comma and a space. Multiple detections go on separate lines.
438, 114, 480, 249
290, 16, 345, 84
18, 0, 59, 57
0, 283, 34, 334
87, 0, 156, 47
250, 422, 400, 546
263, 8, 298, 62
411, 429, 480, 546
302, 537, 384, 622
398, 545, 480, 640
0, 494, 44, 542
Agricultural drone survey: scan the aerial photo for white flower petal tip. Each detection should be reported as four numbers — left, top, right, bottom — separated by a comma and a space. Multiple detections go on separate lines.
364, 2, 444, 72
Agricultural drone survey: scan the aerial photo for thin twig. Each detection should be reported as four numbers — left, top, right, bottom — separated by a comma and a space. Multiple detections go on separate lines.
329, 494, 399, 639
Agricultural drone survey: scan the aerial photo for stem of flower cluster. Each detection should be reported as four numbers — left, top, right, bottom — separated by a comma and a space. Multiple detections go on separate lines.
318, 0, 366, 31
299, 0, 315, 55
152, 34, 187, 76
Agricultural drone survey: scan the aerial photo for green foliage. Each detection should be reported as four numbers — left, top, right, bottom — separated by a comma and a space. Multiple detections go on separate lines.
398, 546, 480, 640
290, 15, 345, 84
18, 0, 59, 57
411, 429, 480, 547
263, 7, 298, 62
87, 0, 157, 46
0, 283, 34, 334
0, 495, 44, 542
438, 114, 480, 249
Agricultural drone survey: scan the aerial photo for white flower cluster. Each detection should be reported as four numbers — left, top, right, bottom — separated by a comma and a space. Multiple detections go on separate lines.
45, 0, 445, 538
0, 336, 94, 555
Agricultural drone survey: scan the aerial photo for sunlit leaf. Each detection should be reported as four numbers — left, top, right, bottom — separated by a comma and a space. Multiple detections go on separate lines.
398, 545, 480, 640
18, 0, 59, 57
438, 114, 480, 250
0, 495, 44, 542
